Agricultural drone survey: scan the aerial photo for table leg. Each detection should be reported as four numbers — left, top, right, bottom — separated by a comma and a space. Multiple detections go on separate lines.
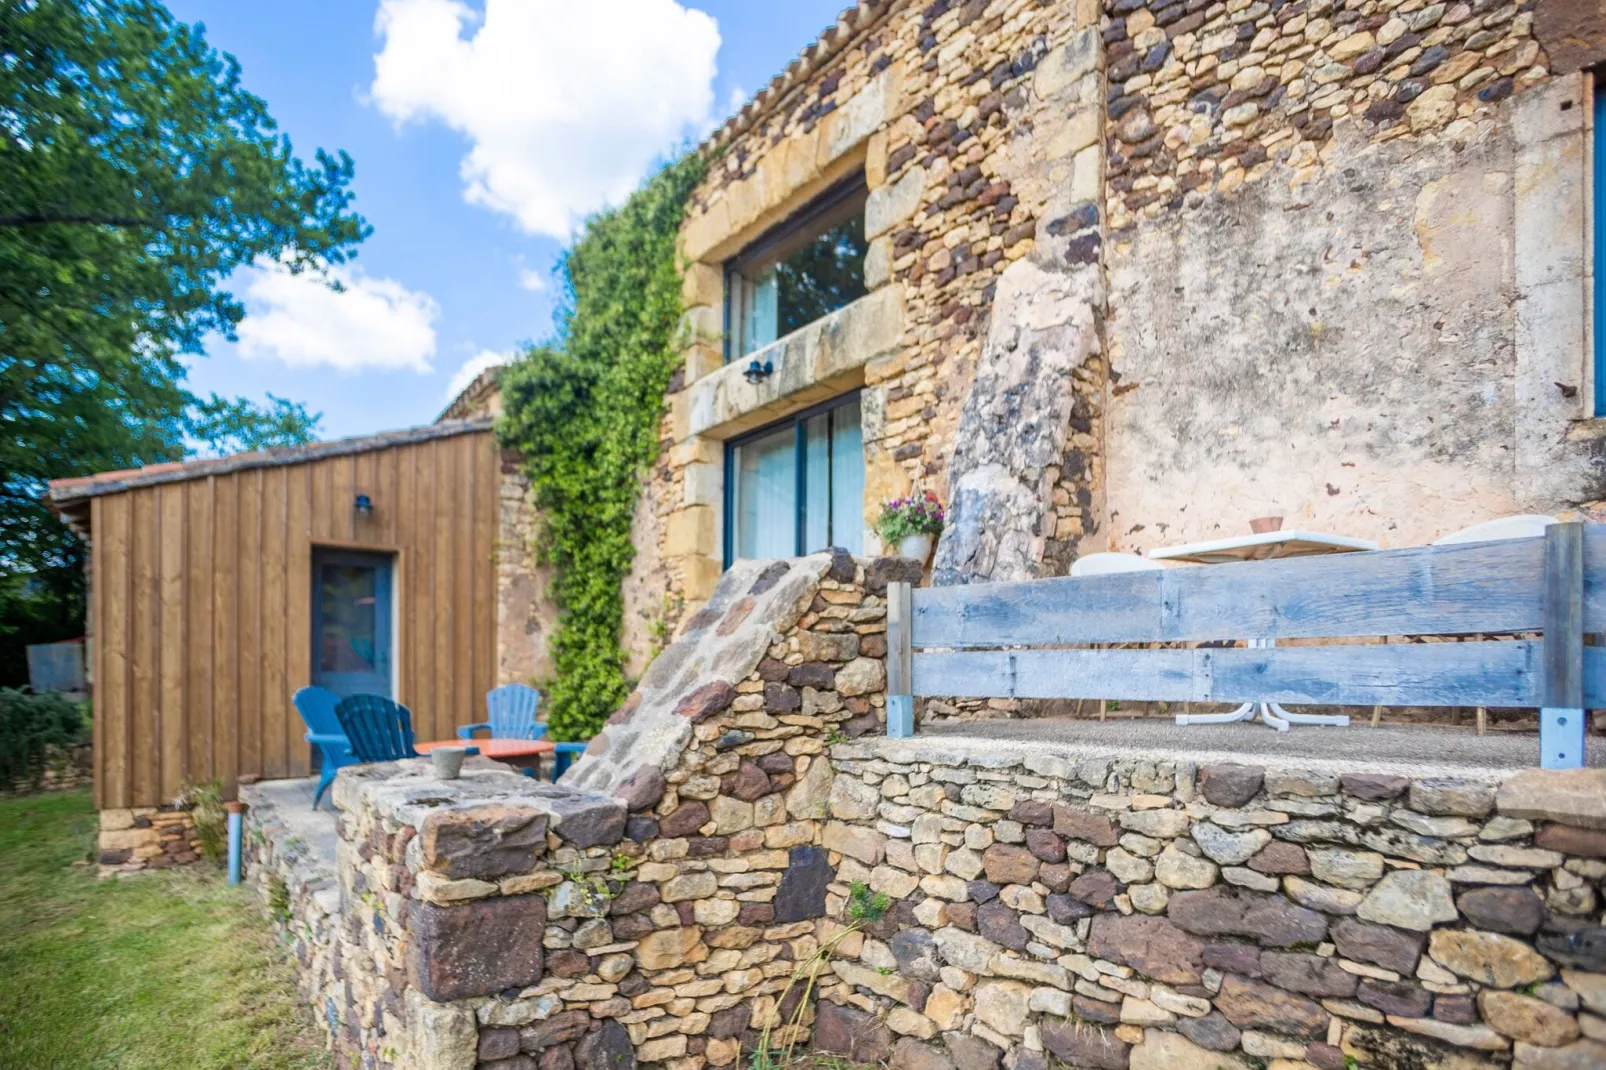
1258, 703, 1290, 732
1175, 701, 1257, 726
1268, 702, 1350, 728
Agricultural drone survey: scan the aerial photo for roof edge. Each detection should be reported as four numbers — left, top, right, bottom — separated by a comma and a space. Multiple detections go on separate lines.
695, 0, 902, 163
47, 418, 496, 506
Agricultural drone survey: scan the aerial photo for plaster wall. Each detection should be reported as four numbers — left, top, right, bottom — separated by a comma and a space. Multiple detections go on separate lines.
1104, 105, 1595, 553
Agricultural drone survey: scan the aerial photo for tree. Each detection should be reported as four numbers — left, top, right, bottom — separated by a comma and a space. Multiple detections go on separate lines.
185, 392, 322, 457
0, 0, 365, 682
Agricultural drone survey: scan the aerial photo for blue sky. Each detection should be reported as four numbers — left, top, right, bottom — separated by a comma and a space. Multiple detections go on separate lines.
167, 0, 849, 441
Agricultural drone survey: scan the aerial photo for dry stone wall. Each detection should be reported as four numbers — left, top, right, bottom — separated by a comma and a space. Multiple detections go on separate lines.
813, 740, 1606, 1070
250, 550, 1606, 1070
96, 803, 202, 875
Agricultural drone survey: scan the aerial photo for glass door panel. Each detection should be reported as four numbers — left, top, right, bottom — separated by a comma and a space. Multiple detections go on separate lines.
829, 401, 865, 554
733, 426, 796, 560
803, 411, 831, 552
727, 393, 866, 565
311, 550, 393, 698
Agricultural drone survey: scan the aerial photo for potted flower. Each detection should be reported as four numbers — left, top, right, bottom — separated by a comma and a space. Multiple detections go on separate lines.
876, 491, 945, 563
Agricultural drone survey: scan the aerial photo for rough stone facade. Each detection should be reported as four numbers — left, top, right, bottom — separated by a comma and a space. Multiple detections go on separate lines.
438, 0, 1602, 668
442, 369, 560, 686
253, 554, 1606, 1070
626, 0, 1601, 635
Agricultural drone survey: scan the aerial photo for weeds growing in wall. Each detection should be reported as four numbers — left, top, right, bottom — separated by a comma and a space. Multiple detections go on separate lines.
498, 154, 707, 743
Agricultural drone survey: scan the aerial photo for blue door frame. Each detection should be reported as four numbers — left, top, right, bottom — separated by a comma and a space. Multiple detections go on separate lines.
310, 549, 395, 699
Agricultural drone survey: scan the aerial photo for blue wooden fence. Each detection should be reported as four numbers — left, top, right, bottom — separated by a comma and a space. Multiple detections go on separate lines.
885, 523, 1594, 768
26, 640, 86, 694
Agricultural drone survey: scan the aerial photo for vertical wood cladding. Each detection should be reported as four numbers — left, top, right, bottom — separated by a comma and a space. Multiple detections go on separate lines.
89, 429, 498, 807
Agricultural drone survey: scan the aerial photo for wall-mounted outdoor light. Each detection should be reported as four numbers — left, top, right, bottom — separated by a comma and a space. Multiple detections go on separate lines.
743, 359, 774, 385
354, 493, 374, 517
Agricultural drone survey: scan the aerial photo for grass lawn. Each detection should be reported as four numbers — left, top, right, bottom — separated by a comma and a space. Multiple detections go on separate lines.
0, 789, 331, 1070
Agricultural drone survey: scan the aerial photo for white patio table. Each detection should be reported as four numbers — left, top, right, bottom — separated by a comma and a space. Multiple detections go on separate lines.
1149, 529, 1380, 732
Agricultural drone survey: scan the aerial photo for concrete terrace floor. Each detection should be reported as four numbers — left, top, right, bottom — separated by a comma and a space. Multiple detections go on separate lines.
245, 777, 338, 874
914, 717, 1605, 776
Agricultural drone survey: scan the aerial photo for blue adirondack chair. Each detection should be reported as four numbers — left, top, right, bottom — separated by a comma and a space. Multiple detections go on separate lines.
333, 693, 421, 762
456, 684, 585, 779
553, 744, 585, 779
457, 683, 544, 740
293, 686, 357, 810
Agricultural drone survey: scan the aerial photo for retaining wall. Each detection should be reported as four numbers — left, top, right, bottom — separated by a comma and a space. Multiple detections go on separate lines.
250, 554, 1606, 1070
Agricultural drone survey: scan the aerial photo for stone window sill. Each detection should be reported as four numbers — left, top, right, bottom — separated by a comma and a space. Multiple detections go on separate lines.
686, 284, 903, 441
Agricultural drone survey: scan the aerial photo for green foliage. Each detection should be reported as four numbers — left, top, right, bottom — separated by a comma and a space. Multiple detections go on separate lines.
1, 0, 350, 681
178, 778, 228, 864
874, 491, 946, 543
0, 563, 84, 687
846, 880, 890, 924
185, 394, 324, 458
498, 153, 706, 742
0, 687, 88, 791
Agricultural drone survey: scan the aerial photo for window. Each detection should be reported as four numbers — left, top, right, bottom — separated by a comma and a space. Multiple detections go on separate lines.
1596, 73, 1604, 414
725, 175, 869, 361
725, 393, 866, 564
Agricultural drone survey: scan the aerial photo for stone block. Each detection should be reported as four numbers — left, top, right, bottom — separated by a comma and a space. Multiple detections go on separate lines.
1088, 913, 1205, 984
1214, 975, 1330, 1038
1356, 870, 1457, 932
1536, 0, 1606, 73
664, 507, 716, 558
1429, 928, 1556, 988
1033, 28, 1100, 99
419, 804, 549, 880
773, 846, 832, 923
1479, 989, 1581, 1046
409, 991, 480, 1070
1498, 769, 1606, 830
575, 1020, 636, 1070
814, 1001, 893, 1063
866, 167, 925, 240
411, 894, 547, 1002
1039, 1017, 1130, 1070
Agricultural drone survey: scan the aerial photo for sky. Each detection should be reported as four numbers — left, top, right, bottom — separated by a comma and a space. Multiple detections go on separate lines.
166, 0, 850, 441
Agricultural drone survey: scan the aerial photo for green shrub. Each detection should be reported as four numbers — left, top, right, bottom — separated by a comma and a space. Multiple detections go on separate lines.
498, 153, 706, 743
177, 778, 228, 864
0, 688, 88, 791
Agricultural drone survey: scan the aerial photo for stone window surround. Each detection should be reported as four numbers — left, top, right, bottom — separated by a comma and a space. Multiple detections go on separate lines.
666, 64, 916, 602
1514, 72, 1603, 513
673, 285, 906, 586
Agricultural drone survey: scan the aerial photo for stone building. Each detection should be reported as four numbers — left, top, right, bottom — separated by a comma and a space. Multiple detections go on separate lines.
451, 0, 1605, 652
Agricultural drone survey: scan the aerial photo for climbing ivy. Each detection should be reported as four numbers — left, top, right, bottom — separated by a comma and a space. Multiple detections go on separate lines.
498, 154, 707, 742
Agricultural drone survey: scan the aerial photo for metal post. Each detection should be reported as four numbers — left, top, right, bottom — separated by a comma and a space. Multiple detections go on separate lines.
1541, 522, 1585, 769
226, 800, 244, 885
886, 581, 915, 738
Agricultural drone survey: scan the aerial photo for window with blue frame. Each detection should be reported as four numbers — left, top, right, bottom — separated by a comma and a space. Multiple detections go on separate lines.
724, 175, 869, 362
1596, 75, 1604, 415
725, 393, 866, 565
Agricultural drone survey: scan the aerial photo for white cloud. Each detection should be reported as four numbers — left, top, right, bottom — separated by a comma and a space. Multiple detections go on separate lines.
370, 0, 721, 238
444, 349, 514, 402
517, 265, 547, 293
235, 260, 439, 373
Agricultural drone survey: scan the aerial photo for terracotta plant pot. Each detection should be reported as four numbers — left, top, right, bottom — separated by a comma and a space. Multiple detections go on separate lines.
1249, 516, 1284, 534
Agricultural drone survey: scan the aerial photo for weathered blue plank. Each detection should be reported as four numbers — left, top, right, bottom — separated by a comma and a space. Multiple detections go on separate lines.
913, 640, 1557, 708
914, 532, 1606, 647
